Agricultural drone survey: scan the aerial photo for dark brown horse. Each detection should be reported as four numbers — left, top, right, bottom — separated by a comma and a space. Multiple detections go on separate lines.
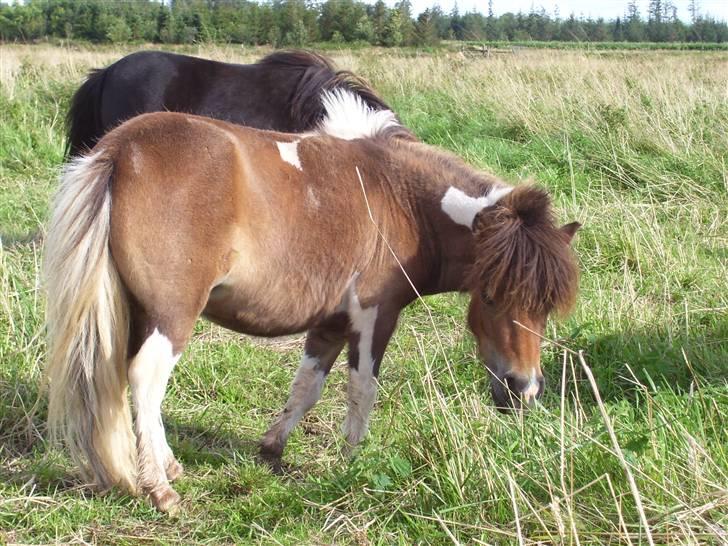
45, 90, 579, 512
66, 49, 407, 156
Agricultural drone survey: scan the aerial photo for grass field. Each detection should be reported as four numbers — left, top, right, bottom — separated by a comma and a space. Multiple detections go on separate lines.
465, 40, 728, 51
0, 43, 727, 544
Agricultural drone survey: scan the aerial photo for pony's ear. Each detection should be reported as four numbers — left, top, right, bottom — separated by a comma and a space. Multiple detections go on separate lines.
561, 222, 581, 243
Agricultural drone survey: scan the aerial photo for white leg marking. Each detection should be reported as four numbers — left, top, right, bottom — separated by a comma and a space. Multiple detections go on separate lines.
343, 283, 379, 446
127, 329, 180, 487
276, 140, 302, 171
262, 353, 327, 451
318, 89, 399, 140
441, 185, 513, 229
344, 367, 378, 447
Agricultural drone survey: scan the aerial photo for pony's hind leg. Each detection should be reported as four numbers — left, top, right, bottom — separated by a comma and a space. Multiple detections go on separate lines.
127, 320, 191, 513
260, 317, 348, 461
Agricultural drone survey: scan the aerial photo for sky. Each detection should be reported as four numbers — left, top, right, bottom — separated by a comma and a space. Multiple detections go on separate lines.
400, 0, 728, 22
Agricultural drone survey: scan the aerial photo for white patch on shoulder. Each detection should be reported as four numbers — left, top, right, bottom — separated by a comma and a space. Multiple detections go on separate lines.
276, 140, 302, 171
318, 89, 399, 141
130, 143, 143, 175
440, 185, 513, 230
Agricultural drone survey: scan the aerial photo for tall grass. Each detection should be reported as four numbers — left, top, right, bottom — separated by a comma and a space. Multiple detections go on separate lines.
0, 43, 726, 544
467, 40, 728, 51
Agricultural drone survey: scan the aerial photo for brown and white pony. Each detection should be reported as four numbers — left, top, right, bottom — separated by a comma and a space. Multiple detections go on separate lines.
44, 90, 580, 512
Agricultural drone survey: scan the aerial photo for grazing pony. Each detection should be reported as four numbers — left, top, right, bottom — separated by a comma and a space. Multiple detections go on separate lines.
45, 90, 580, 512
66, 49, 408, 156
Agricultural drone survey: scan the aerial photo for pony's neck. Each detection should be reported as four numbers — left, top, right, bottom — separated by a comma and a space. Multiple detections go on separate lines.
388, 140, 511, 295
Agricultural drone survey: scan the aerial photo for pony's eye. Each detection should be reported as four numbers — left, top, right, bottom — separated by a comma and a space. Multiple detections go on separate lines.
481, 295, 494, 305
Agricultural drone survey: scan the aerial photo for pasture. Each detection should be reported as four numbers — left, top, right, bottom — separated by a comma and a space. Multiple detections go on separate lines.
1, 43, 726, 544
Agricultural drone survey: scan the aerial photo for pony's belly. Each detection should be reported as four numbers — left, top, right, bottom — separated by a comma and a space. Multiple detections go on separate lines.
203, 283, 329, 337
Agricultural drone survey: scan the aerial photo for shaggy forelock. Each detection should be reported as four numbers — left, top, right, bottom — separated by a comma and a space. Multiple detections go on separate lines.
467, 185, 579, 316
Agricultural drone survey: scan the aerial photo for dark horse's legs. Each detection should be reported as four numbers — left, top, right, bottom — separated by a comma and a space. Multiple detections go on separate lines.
260, 315, 348, 460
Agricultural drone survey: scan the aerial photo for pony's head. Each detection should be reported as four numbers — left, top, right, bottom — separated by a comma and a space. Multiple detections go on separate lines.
466, 185, 580, 410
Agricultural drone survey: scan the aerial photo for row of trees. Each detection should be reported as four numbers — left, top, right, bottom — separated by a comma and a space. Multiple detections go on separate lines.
0, 0, 726, 46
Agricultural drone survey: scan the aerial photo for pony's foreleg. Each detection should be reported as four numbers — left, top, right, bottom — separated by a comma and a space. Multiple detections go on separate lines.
260, 320, 347, 460
342, 310, 399, 449
127, 327, 184, 512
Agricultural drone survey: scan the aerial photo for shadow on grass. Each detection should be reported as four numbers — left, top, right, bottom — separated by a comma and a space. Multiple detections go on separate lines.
166, 421, 259, 468
551, 319, 728, 404
165, 418, 302, 478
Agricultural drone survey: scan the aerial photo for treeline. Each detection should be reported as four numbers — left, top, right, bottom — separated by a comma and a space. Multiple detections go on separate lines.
1, 0, 726, 46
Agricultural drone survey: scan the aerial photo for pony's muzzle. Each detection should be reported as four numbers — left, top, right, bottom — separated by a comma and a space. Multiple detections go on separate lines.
493, 371, 544, 411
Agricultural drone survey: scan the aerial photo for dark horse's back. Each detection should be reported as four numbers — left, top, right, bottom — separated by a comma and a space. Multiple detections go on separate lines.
66, 50, 404, 156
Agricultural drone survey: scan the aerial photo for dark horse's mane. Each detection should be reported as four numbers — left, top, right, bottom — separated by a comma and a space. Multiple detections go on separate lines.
259, 50, 396, 132
66, 49, 411, 156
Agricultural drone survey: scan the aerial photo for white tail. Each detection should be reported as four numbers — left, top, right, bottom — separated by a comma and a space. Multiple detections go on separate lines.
44, 151, 137, 493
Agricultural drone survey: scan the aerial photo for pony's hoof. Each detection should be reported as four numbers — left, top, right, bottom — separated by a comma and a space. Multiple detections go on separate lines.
150, 486, 181, 514
259, 440, 291, 475
165, 458, 184, 482
340, 441, 359, 458
259, 439, 284, 462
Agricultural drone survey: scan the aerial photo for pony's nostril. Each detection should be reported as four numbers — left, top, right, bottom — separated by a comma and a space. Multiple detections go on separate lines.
503, 372, 544, 406
503, 372, 525, 394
